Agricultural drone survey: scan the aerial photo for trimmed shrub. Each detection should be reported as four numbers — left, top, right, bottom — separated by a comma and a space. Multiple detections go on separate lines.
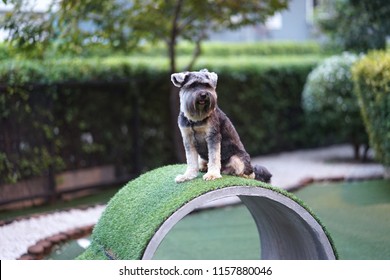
1, 41, 324, 59
302, 52, 368, 160
0, 44, 11, 61
139, 41, 323, 57
352, 51, 390, 177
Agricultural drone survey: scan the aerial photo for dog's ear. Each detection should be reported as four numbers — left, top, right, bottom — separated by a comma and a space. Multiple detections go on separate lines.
200, 69, 218, 88
208, 71, 218, 88
171, 72, 188, 88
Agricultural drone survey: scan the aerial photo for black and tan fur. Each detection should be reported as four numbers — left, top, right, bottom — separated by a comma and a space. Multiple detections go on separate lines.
171, 69, 271, 183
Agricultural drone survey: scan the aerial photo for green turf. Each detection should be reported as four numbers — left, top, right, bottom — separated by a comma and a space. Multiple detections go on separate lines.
294, 180, 390, 260
77, 164, 332, 260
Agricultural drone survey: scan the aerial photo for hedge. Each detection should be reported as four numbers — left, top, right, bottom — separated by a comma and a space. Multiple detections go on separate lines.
0, 41, 323, 59
0, 54, 328, 184
352, 51, 390, 175
138, 41, 323, 57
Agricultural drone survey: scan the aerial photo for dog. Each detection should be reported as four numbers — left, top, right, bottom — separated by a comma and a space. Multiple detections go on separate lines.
171, 69, 272, 183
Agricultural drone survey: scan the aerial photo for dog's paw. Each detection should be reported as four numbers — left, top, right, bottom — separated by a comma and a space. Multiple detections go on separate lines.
203, 172, 222, 181
175, 173, 197, 183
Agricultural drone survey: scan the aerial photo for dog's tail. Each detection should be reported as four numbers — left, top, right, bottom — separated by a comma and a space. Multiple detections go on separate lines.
253, 164, 272, 183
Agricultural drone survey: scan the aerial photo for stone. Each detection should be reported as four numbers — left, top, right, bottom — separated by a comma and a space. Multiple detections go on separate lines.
18, 254, 35, 260
65, 228, 83, 239
36, 240, 53, 254
27, 244, 44, 256
47, 233, 67, 244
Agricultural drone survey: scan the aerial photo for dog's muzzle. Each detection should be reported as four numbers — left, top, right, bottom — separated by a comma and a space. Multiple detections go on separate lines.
196, 92, 210, 106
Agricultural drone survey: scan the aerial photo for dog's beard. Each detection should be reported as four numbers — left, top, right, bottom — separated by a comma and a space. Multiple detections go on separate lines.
181, 95, 216, 122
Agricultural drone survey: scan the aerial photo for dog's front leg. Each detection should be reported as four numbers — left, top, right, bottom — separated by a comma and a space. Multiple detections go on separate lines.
175, 131, 199, 183
203, 139, 222, 181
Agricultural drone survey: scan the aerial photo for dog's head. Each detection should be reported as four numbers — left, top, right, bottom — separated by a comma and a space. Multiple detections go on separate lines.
171, 69, 218, 122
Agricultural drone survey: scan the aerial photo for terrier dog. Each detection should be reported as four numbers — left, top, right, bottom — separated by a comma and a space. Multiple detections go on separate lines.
171, 69, 272, 183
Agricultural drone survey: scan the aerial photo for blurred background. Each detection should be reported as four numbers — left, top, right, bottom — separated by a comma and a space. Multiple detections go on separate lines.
0, 0, 389, 260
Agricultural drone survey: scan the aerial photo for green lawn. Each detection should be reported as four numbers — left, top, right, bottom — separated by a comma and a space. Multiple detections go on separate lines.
153, 204, 260, 260
294, 179, 390, 260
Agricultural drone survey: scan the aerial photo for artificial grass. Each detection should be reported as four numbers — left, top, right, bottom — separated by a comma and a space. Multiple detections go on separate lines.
294, 180, 390, 260
77, 164, 335, 260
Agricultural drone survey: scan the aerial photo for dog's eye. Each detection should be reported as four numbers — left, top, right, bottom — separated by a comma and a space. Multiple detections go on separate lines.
188, 82, 211, 89
188, 82, 200, 88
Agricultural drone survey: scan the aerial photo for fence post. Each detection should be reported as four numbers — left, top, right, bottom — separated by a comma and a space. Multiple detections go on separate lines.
46, 163, 56, 203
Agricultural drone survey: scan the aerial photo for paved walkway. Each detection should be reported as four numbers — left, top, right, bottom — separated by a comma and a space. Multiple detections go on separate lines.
253, 144, 384, 189
0, 144, 385, 260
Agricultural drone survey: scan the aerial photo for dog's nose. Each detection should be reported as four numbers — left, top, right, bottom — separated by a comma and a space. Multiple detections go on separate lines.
200, 92, 208, 99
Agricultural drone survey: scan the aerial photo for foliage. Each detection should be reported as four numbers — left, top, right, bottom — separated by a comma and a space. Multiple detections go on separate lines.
137, 41, 323, 57
352, 51, 390, 170
0, 54, 326, 184
302, 52, 368, 159
0, 0, 288, 66
0, 43, 12, 60
0, 84, 66, 184
0, 54, 324, 85
315, 0, 390, 53
1, 40, 324, 60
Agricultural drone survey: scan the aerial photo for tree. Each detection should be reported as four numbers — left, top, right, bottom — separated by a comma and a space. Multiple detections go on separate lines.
315, 0, 390, 53
1, 0, 289, 162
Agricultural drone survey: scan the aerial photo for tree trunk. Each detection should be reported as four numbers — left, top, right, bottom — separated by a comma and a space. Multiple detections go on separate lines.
168, 0, 185, 163
353, 143, 360, 161
169, 84, 185, 163
384, 166, 390, 180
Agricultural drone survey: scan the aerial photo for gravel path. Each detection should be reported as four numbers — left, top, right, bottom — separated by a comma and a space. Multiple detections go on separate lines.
0, 144, 385, 260
0, 206, 105, 260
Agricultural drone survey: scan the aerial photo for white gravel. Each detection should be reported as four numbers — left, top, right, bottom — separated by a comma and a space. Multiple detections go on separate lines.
0, 144, 385, 260
0, 205, 105, 260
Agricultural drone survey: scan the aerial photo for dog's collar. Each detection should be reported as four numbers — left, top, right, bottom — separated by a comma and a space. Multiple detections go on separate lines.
188, 117, 209, 127
180, 112, 209, 127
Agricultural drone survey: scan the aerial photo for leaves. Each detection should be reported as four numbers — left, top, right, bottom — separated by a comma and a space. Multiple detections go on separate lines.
352, 51, 390, 166
0, 0, 288, 59
315, 0, 390, 52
